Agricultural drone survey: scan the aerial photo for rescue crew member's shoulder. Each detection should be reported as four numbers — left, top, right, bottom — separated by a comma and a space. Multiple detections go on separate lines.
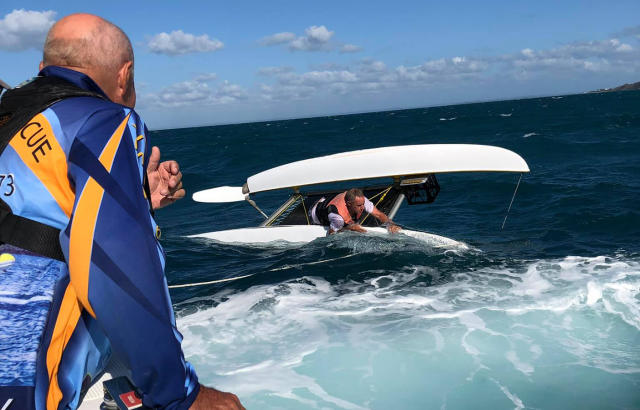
51, 94, 133, 128
52, 97, 138, 150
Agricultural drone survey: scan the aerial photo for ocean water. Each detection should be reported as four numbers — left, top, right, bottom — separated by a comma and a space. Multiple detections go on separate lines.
154, 91, 640, 409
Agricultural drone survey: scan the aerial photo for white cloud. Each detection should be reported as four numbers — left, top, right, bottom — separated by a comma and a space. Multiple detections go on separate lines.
521, 48, 535, 58
216, 81, 249, 103
260, 25, 361, 53
0, 9, 56, 51
140, 76, 246, 108
359, 60, 387, 73
289, 25, 333, 51
148, 30, 223, 55
305, 25, 333, 43
194, 73, 218, 82
260, 32, 296, 46
340, 44, 362, 53
615, 25, 640, 39
258, 66, 294, 76
259, 83, 316, 101
159, 81, 211, 104
291, 70, 358, 85
147, 29, 640, 112
254, 54, 492, 102
394, 56, 489, 82
309, 62, 349, 71
616, 43, 633, 52
508, 38, 638, 74
256, 68, 362, 101
257, 53, 496, 102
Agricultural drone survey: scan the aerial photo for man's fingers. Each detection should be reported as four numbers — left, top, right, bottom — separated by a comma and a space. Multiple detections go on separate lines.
160, 173, 182, 196
160, 160, 180, 176
147, 146, 161, 172
168, 171, 183, 189
168, 187, 185, 200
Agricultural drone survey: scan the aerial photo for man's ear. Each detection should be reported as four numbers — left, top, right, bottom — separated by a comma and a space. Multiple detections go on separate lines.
117, 61, 132, 93
39, 61, 45, 71
116, 60, 135, 107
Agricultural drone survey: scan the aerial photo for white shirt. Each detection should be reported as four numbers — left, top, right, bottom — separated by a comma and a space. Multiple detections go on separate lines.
328, 197, 374, 232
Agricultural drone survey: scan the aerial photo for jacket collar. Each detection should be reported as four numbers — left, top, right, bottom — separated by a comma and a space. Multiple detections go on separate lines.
39, 66, 109, 100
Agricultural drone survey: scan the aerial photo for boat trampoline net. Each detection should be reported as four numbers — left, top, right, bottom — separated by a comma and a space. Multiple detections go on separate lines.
273, 186, 403, 227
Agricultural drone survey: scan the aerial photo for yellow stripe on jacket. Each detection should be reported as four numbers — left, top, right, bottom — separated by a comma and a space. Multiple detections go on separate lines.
9, 113, 74, 217
69, 113, 130, 318
46, 113, 130, 409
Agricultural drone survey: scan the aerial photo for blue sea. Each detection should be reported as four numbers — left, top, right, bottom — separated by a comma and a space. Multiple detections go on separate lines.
154, 91, 640, 409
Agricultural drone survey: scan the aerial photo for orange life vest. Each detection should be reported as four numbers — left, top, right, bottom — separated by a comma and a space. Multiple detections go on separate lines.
327, 191, 363, 225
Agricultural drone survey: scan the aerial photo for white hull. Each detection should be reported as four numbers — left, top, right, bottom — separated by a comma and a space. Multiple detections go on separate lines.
193, 144, 530, 202
189, 225, 468, 249
247, 144, 529, 194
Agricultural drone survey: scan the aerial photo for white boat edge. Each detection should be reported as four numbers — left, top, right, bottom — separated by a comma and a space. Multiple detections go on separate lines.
187, 225, 469, 249
78, 357, 129, 409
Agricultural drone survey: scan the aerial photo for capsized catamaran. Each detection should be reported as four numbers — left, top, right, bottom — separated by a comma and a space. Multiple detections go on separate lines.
190, 144, 530, 246
78, 144, 528, 409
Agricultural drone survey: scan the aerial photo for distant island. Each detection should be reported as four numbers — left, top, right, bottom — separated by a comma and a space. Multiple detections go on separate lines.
591, 81, 640, 93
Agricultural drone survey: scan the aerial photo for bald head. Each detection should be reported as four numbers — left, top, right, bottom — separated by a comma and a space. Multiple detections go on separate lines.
41, 13, 136, 107
43, 14, 132, 71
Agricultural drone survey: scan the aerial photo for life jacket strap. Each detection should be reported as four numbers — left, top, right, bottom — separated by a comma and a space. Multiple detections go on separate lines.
0, 75, 106, 262
0, 200, 65, 261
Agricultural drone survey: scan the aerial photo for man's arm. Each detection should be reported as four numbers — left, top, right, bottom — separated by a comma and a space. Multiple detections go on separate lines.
370, 207, 401, 233
338, 223, 367, 233
63, 108, 200, 408
327, 212, 366, 234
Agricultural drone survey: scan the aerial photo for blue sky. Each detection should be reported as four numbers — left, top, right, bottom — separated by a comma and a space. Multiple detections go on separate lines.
1, 1, 639, 129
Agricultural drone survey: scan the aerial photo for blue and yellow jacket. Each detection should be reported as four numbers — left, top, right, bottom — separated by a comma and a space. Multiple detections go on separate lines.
0, 66, 199, 409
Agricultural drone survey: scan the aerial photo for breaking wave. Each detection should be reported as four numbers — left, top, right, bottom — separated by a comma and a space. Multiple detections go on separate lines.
177, 254, 640, 409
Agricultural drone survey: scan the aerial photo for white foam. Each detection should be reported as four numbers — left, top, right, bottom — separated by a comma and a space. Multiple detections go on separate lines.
505, 350, 534, 375
175, 254, 640, 407
586, 281, 602, 305
511, 264, 552, 297
530, 344, 542, 357
491, 378, 525, 410
601, 282, 640, 330
522, 132, 538, 138
458, 311, 486, 330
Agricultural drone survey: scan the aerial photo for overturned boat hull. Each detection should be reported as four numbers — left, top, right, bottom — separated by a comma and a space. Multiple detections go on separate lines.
188, 225, 468, 249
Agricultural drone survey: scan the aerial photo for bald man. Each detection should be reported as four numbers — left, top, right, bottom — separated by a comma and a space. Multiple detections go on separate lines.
0, 14, 243, 410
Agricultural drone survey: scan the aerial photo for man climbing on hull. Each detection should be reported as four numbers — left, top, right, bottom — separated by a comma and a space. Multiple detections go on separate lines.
310, 188, 400, 234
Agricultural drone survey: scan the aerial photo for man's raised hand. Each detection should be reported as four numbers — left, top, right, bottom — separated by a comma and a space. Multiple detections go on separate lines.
147, 146, 185, 209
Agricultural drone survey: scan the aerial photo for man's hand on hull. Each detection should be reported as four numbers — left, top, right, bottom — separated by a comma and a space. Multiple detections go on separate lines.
343, 224, 367, 233
387, 223, 401, 234
147, 146, 185, 209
